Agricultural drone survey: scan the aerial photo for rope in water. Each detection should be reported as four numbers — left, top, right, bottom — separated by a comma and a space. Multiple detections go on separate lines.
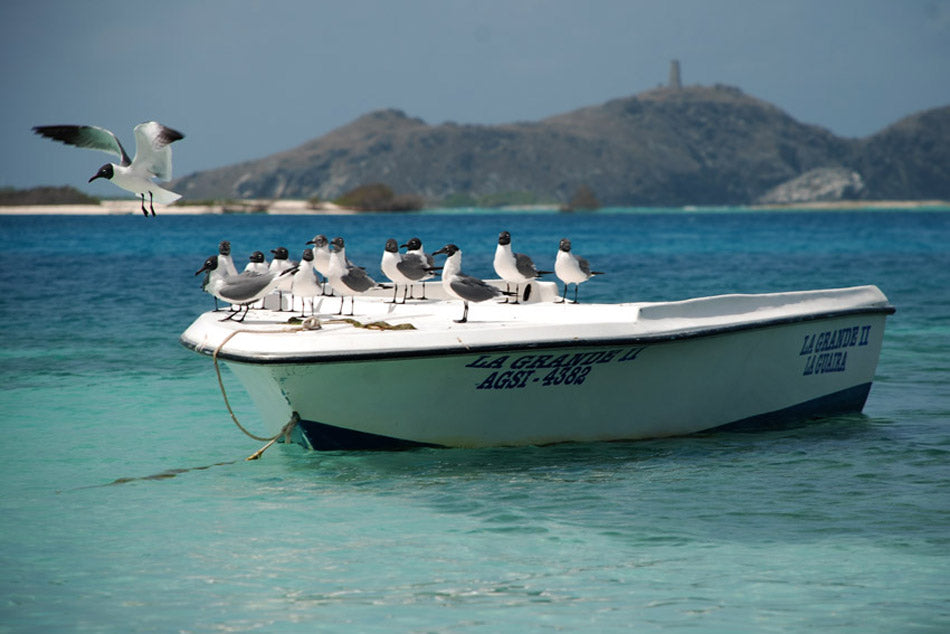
212, 328, 280, 442
210, 315, 413, 459
211, 320, 321, 458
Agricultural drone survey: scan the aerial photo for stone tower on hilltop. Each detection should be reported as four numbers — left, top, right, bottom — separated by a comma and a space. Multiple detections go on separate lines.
668, 59, 682, 89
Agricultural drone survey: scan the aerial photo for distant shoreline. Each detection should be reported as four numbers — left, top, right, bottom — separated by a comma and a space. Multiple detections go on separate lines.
0, 199, 355, 215
0, 199, 948, 215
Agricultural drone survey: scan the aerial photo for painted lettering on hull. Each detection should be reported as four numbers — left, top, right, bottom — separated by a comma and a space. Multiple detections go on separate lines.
467, 347, 646, 391
800, 324, 872, 376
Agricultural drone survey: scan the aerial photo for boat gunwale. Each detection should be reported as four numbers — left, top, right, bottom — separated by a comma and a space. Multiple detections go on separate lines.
179, 304, 895, 365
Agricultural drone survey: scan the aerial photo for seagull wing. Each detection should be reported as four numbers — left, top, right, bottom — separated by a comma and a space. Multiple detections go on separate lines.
32, 124, 131, 165
576, 255, 592, 277
341, 266, 376, 293
396, 253, 429, 281
451, 274, 502, 302
514, 252, 539, 277
131, 121, 184, 181
217, 272, 277, 303
576, 255, 603, 276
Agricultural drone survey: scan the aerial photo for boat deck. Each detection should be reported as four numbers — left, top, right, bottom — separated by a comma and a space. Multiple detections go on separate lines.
181, 283, 894, 363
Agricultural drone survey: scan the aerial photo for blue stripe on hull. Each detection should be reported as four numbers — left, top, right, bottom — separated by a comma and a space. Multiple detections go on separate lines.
713, 382, 872, 432
295, 382, 873, 451
296, 420, 443, 451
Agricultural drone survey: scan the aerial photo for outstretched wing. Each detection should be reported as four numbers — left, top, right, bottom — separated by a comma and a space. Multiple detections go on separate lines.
32, 124, 131, 165
131, 121, 184, 181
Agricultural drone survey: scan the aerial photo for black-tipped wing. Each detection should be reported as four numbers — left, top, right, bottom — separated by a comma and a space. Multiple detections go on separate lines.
132, 121, 184, 181
396, 253, 430, 281
575, 255, 603, 276
576, 255, 592, 277
451, 274, 502, 303
32, 124, 131, 165
219, 273, 276, 304
514, 252, 540, 278
341, 266, 376, 293
217, 272, 277, 302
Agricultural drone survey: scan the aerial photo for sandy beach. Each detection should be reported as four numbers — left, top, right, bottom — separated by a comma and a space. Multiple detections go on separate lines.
0, 199, 947, 215
0, 199, 355, 215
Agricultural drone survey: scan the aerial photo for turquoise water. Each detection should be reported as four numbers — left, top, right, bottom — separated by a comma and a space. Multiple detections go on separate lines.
1, 209, 947, 632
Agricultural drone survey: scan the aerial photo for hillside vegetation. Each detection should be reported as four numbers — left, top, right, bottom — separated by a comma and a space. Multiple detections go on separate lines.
172, 85, 950, 206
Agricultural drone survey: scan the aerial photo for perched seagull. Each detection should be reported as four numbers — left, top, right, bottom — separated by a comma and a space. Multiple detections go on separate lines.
32, 121, 184, 216
305, 234, 332, 294
327, 236, 382, 315
434, 243, 507, 323
268, 246, 296, 311
243, 250, 269, 308
218, 240, 239, 276
401, 237, 437, 299
493, 230, 551, 303
195, 255, 298, 322
554, 238, 603, 304
291, 249, 323, 317
380, 238, 433, 303
244, 251, 268, 274
203, 245, 233, 312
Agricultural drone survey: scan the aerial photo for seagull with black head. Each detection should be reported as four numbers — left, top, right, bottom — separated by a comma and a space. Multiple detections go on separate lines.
327, 237, 384, 315
434, 243, 507, 323
32, 121, 184, 216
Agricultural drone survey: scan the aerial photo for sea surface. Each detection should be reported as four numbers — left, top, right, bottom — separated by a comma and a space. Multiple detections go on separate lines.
1, 208, 947, 633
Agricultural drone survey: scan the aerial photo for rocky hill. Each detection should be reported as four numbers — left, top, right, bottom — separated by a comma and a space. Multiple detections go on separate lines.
173, 85, 950, 206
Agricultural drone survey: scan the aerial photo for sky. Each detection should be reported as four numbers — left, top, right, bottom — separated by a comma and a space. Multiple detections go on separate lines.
2, 0, 949, 196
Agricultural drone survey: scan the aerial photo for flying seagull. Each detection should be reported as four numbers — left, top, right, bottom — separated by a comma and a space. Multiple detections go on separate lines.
32, 121, 184, 216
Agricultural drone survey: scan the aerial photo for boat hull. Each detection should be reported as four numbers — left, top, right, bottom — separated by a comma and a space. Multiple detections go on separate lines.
221, 310, 889, 449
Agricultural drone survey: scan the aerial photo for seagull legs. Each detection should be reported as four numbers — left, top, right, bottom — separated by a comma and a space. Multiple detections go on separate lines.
556, 283, 580, 304
337, 295, 356, 315
455, 301, 469, 323
220, 304, 250, 322
139, 192, 156, 216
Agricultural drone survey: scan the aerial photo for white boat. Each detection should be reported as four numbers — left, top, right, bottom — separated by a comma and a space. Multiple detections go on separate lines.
179, 282, 894, 450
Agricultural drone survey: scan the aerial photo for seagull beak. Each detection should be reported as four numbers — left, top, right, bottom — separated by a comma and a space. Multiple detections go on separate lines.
88, 174, 101, 183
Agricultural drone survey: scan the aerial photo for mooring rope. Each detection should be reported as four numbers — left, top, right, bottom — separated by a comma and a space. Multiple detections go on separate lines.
63, 315, 417, 489
210, 315, 414, 458
211, 322, 319, 456
212, 328, 280, 442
